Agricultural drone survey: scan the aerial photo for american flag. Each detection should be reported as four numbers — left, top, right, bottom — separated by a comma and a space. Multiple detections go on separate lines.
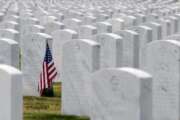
38, 42, 57, 95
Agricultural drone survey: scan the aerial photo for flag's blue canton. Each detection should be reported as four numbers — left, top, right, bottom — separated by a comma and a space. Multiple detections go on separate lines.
44, 43, 53, 63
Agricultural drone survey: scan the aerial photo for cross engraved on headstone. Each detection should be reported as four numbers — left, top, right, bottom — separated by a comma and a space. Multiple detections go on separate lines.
110, 75, 120, 92
75, 43, 80, 50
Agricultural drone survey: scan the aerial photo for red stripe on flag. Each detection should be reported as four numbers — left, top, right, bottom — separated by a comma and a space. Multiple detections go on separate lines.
48, 67, 56, 75
49, 72, 57, 82
40, 73, 43, 95
43, 62, 46, 89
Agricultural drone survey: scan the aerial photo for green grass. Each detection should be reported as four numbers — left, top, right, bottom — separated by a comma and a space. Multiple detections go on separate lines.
24, 82, 89, 120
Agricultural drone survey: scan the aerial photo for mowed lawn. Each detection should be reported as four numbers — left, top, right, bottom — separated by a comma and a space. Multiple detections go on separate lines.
23, 82, 89, 120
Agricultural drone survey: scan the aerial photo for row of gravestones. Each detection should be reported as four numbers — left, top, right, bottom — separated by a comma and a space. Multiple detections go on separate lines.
60, 34, 180, 120
43, 1, 180, 120
18, 0, 180, 96
15, 0, 180, 101
36, 0, 178, 15
1, 0, 179, 119
0, 0, 180, 120
0, 1, 23, 120
22, 1, 180, 120
21, 0, 180, 95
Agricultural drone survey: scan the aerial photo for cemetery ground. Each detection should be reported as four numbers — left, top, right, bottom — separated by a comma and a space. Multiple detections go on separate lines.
23, 82, 89, 120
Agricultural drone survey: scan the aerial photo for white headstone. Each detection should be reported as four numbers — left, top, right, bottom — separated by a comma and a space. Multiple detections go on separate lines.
0, 38, 19, 68
0, 64, 22, 120
96, 21, 112, 33
79, 25, 97, 39
83, 16, 96, 25
96, 14, 109, 21
157, 19, 171, 38
64, 18, 82, 32
110, 18, 125, 32
20, 17, 40, 41
0, 29, 19, 42
40, 15, 58, 25
90, 67, 152, 120
54, 13, 64, 21
62, 39, 100, 116
0, 21, 19, 31
0, 12, 5, 22
95, 33, 123, 68
130, 26, 153, 68
147, 13, 158, 21
4, 15, 20, 23
174, 14, 180, 33
52, 29, 78, 81
20, 25, 45, 46
125, 15, 137, 27
22, 33, 52, 96
20, 17, 40, 27
169, 16, 178, 34
44, 21, 65, 35
146, 22, 162, 40
115, 30, 140, 68
21, 25, 45, 37
142, 40, 180, 120
135, 13, 146, 24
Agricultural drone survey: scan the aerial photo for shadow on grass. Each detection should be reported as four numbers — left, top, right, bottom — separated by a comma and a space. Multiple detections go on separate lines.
24, 112, 89, 120
24, 82, 89, 120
